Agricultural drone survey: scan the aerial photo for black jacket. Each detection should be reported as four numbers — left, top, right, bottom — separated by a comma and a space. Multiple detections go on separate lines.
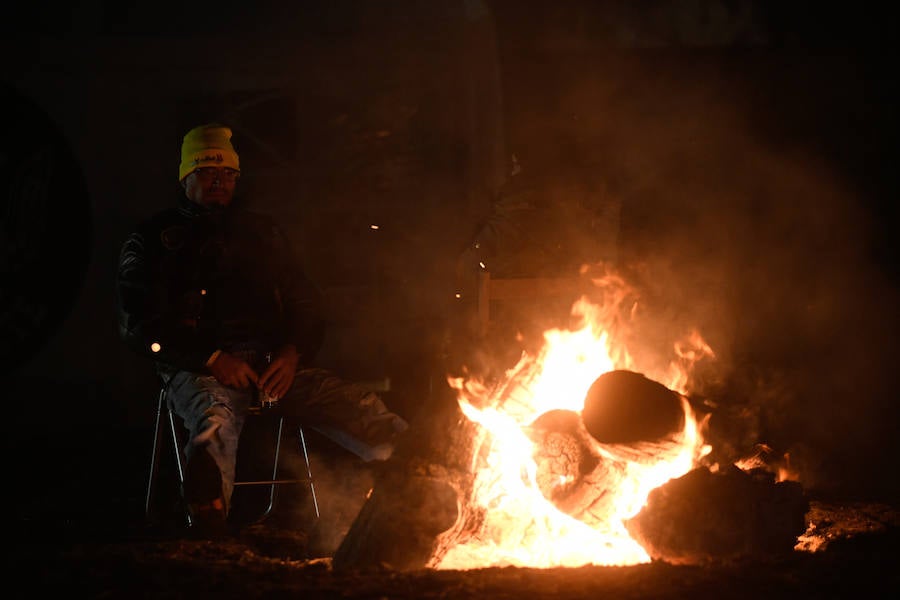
115, 196, 325, 373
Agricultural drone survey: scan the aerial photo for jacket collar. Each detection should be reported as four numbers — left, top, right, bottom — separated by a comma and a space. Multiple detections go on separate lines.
177, 194, 215, 218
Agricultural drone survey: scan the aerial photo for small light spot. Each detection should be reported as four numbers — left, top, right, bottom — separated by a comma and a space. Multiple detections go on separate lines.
454, 292, 462, 299
150, 342, 161, 353
478, 261, 486, 269
200, 289, 207, 295
370, 224, 380, 230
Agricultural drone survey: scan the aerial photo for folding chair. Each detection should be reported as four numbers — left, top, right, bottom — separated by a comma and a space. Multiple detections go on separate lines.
145, 383, 319, 529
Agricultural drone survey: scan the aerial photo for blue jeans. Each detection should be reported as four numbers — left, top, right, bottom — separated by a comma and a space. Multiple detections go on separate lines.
161, 362, 408, 514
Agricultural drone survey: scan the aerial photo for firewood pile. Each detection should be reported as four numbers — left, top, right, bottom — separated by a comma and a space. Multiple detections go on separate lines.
333, 370, 811, 570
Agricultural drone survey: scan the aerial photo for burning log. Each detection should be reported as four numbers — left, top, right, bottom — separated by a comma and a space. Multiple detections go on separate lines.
528, 410, 598, 503
582, 369, 685, 444
625, 465, 809, 565
526, 409, 625, 528
525, 370, 689, 527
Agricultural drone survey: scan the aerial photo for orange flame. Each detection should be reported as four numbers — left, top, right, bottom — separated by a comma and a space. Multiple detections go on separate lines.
432, 290, 713, 569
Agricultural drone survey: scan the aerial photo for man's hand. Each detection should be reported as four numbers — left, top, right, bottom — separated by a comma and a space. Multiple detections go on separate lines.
258, 344, 299, 400
208, 351, 259, 389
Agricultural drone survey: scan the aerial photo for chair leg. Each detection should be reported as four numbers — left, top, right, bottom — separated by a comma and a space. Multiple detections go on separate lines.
231, 420, 320, 523
165, 399, 192, 528
298, 426, 320, 518
255, 416, 284, 521
146, 387, 192, 529
145, 389, 166, 520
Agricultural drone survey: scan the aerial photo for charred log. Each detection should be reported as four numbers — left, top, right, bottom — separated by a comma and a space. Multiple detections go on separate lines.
625, 465, 809, 565
332, 465, 460, 572
582, 370, 685, 444
332, 393, 472, 572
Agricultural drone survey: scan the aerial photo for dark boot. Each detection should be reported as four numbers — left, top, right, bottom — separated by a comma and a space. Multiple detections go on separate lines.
188, 497, 228, 540
184, 449, 228, 539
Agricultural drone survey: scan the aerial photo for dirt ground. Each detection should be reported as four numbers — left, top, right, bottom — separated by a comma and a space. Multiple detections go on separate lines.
15, 498, 899, 599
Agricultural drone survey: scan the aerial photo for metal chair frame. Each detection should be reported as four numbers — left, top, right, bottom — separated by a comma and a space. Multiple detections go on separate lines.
145, 385, 319, 529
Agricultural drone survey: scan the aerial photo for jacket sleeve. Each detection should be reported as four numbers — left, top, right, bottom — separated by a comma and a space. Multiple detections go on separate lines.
269, 223, 326, 364
115, 229, 218, 372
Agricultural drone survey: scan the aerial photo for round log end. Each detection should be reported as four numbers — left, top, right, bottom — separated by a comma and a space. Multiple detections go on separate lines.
582, 370, 684, 444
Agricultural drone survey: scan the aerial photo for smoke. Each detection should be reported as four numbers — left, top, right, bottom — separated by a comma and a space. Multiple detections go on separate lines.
537, 51, 900, 499
279, 445, 376, 555
254, 4, 897, 498
479, 26, 899, 497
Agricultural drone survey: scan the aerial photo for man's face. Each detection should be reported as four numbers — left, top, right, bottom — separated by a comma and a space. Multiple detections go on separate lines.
182, 167, 239, 209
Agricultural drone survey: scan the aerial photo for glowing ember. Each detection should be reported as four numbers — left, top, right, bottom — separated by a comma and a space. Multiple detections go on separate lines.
432, 290, 713, 569
734, 443, 800, 484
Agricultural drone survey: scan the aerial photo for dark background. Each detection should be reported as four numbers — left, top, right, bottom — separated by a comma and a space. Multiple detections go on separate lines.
2, 0, 898, 535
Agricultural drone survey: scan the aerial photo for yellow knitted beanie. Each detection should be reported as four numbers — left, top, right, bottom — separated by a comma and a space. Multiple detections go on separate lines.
178, 123, 241, 181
